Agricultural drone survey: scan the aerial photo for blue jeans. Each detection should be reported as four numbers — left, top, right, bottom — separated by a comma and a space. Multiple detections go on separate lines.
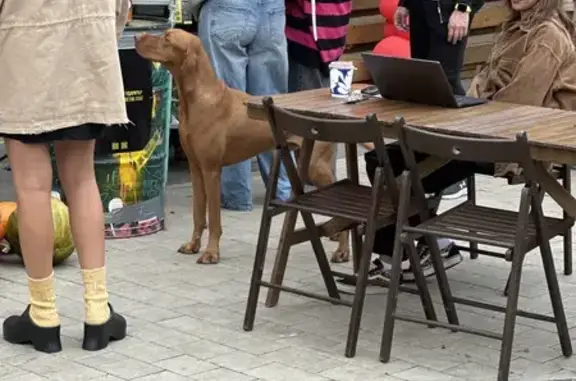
198, 0, 292, 211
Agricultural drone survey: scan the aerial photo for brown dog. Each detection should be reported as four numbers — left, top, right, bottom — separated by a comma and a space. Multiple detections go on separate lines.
135, 29, 352, 264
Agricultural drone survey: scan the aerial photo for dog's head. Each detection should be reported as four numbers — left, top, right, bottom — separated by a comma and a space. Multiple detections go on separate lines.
135, 29, 203, 74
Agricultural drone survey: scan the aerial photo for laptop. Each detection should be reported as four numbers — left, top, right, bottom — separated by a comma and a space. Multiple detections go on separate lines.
361, 53, 487, 109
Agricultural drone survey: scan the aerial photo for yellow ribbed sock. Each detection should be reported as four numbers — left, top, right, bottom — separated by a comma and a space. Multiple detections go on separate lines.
28, 273, 60, 328
82, 267, 110, 325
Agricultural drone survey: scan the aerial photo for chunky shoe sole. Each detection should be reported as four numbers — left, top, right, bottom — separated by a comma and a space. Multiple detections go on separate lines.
82, 304, 127, 351
3, 306, 62, 354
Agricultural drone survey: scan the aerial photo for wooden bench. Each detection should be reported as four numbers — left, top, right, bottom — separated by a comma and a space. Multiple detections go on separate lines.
342, 0, 509, 82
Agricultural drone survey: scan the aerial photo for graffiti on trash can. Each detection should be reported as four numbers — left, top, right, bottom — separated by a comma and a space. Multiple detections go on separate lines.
100, 60, 171, 238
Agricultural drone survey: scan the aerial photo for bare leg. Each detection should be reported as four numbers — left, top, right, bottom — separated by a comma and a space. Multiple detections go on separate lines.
3, 139, 61, 353
178, 160, 207, 254
198, 169, 222, 264
55, 140, 104, 270
54, 140, 126, 351
7, 140, 54, 278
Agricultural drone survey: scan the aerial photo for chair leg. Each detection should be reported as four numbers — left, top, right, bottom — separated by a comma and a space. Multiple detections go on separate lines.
379, 233, 408, 363
503, 271, 511, 297
540, 236, 573, 357
352, 228, 363, 274
531, 185, 572, 356
265, 210, 298, 308
564, 229, 573, 276
300, 211, 341, 300
344, 223, 376, 357
562, 165, 572, 276
498, 247, 525, 381
466, 176, 479, 260
426, 235, 459, 326
243, 209, 275, 331
406, 239, 437, 324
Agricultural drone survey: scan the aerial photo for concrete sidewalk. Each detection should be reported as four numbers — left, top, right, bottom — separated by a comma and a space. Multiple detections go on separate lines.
0, 155, 575, 380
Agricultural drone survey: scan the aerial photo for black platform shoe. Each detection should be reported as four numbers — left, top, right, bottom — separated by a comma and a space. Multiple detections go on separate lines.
3, 305, 62, 353
82, 303, 126, 351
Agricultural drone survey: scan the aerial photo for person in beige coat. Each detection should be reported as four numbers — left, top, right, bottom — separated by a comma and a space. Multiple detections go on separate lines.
0, 0, 131, 353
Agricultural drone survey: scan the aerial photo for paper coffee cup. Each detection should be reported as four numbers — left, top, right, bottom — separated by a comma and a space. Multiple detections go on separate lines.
329, 61, 356, 98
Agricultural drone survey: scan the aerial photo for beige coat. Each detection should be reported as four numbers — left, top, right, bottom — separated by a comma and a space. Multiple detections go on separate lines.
468, 15, 576, 177
468, 17, 576, 110
0, 0, 131, 135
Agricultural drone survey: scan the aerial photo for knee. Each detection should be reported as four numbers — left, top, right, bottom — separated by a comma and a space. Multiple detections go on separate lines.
11, 164, 52, 196
13, 174, 52, 196
57, 163, 96, 188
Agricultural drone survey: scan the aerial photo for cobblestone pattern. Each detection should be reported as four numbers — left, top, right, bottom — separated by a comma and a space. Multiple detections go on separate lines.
0, 156, 575, 380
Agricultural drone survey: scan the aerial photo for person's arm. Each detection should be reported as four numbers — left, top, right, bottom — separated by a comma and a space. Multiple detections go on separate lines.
466, 65, 489, 98
492, 40, 563, 106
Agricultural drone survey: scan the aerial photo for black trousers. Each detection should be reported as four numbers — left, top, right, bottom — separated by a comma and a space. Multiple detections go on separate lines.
364, 144, 494, 255
405, 0, 471, 95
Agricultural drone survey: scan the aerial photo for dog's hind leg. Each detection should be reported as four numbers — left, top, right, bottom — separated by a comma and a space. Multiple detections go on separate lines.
197, 168, 222, 264
308, 146, 350, 264
178, 161, 207, 255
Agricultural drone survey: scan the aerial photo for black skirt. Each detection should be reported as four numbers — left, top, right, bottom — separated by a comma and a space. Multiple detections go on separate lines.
0, 124, 105, 144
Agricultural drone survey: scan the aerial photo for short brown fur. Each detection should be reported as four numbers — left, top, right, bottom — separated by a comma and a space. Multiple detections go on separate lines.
135, 29, 353, 264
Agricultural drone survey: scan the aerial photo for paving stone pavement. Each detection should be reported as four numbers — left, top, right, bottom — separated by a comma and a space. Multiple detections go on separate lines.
1, 156, 576, 380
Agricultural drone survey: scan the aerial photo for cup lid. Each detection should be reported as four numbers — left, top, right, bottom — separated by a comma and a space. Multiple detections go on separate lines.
329, 61, 356, 69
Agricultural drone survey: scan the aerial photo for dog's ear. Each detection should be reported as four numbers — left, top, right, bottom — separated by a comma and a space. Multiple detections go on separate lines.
165, 30, 198, 75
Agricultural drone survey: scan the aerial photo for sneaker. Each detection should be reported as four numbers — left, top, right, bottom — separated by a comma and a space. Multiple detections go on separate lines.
335, 258, 391, 294
366, 258, 386, 282
442, 181, 467, 200
403, 242, 463, 282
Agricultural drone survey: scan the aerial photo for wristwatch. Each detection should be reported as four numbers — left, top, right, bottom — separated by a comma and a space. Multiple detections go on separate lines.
454, 3, 472, 12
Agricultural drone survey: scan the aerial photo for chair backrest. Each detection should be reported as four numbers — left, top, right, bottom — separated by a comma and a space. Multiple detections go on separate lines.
397, 123, 535, 169
262, 96, 403, 203
395, 123, 538, 225
263, 96, 384, 145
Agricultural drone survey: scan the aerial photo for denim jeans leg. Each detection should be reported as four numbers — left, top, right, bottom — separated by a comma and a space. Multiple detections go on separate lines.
198, 0, 257, 211
257, 151, 293, 201
246, 0, 292, 200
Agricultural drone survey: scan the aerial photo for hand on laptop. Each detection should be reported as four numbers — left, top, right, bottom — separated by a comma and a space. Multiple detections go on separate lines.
447, 10, 469, 44
394, 6, 410, 32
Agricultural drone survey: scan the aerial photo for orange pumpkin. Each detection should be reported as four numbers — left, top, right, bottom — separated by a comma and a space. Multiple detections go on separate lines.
0, 202, 17, 239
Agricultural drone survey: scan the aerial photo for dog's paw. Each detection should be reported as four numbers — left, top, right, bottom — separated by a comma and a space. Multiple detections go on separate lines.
330, 248, 350, 263
197, 251, 220, 265
178, 241, 201, 255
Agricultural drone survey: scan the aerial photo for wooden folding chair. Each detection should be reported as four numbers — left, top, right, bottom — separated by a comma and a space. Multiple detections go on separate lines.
380, 125, 573, 381
243, 97, 437, 358
466, 165, 573, 284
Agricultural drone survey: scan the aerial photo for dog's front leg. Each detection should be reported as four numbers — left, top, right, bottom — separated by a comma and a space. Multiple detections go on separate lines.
178, 161, 207, 254
197, 169, 222, 264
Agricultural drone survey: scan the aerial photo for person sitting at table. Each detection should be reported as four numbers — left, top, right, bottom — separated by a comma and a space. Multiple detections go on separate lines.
364, 0, 576, 284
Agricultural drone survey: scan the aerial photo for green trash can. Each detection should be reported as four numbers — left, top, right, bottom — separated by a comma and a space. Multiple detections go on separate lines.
53, 20, 173, 239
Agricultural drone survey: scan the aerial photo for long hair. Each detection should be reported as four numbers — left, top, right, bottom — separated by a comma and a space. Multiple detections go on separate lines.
503, 0, 576, 43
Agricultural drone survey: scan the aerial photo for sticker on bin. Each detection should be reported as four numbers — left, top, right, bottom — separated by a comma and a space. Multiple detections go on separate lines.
329, 61, 356, 98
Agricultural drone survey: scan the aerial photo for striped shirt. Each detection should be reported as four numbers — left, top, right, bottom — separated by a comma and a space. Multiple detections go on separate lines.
286, 0, 352, 73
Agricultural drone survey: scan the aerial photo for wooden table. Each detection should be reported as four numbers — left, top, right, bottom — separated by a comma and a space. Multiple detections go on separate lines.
246, 86, 576, 308
246, 86, 576, 219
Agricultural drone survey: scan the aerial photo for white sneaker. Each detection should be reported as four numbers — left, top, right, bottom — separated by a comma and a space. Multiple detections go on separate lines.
442, 181, 467, 200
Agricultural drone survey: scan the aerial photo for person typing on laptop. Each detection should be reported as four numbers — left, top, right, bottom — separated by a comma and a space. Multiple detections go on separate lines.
363, 0, 576, 284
